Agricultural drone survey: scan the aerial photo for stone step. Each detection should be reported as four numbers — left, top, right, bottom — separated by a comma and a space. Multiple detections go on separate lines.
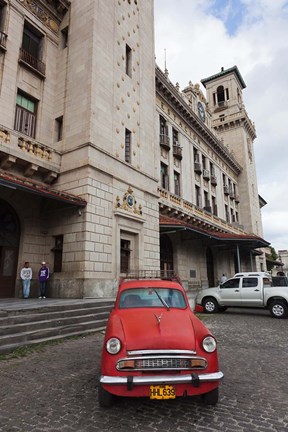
0, 299, 114, 355
0, 304, 112, 326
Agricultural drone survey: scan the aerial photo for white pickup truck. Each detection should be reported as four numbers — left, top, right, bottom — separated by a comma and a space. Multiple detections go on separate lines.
196, 272, 288, 319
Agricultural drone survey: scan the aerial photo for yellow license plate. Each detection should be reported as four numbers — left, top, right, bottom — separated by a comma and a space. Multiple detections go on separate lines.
150, 385, 176, 400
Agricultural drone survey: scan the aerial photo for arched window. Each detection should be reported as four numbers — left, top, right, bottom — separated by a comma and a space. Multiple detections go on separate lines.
216, 86, 225, 106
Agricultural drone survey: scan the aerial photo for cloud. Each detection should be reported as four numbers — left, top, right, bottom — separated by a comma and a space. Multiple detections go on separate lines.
154, 0, 288, 251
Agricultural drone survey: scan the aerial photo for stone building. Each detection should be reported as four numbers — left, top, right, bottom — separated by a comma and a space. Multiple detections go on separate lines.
0, 0, 269, 299
0, 0, 159, 298
156, 65, 269, 290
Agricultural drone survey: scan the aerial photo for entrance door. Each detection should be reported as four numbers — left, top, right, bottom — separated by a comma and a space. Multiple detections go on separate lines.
0, 200, 20, 297
160, 235, 174, 274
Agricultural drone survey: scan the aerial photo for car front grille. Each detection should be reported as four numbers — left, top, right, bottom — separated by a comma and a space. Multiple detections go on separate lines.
116, 355, 207, 371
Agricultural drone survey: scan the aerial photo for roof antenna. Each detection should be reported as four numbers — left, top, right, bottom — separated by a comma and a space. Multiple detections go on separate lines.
164, 48, 169, 78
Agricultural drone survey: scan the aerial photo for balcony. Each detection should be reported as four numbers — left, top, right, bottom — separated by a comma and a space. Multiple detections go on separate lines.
19, 48, 46, 78
0, 31, 7, 51
235, 194, 240, 203
159, 134, 170, 151
223, 185, 230, 195
229, 189, 235, 200
194, 162, 202, 174
173, 144, 182, 160
0, 126, 60, 183
203, 169, 210, 181
211, 174, 217, 186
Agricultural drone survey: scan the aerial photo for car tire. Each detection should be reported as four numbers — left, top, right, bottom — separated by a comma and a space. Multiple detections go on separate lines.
98, 384, 115, 407
269, 300, 288, 319
202, 387, 219, 406
203, 297, 219, 313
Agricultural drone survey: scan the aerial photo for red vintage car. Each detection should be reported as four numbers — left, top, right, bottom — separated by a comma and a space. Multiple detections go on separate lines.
99, 273, 223, 407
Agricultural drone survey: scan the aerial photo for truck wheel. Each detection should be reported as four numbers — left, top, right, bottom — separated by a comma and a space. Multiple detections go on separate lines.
203, 297, 219, 313
269, 300, 288, 319
98, 384, 115, 407
202, 387, 219, 406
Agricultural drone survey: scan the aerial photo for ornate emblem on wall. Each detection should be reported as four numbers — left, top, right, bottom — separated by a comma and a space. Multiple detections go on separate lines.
115, 186, 142, 215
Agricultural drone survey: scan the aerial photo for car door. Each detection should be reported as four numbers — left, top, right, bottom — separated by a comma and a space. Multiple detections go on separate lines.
240, 277, 263, 306
219, 278, 241, 305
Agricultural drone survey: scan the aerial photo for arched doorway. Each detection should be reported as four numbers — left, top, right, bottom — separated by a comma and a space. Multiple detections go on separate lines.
0, 200, 20, 297
206, 247, 215, 287
160, 235, 174, 273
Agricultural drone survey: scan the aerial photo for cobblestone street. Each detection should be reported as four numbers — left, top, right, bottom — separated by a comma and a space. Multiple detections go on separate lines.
0, 309, 287, 432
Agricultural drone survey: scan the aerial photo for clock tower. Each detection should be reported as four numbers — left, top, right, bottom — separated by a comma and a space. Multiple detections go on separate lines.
201, 66, 264, 238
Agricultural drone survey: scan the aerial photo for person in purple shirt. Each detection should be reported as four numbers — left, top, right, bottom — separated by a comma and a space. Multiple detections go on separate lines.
38, 261, 49, 299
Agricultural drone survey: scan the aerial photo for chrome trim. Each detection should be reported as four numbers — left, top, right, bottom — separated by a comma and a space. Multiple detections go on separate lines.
127, 349, 197, 355
116, 355, 207, 371
100, 371, 224, 386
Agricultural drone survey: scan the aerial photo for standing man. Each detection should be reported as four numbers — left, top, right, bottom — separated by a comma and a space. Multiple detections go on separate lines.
38, 261, 49, 299
20, 262, 33, 299
220, 274, 228, 284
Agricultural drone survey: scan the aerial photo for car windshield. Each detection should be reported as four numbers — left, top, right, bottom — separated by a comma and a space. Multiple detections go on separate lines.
119, 288, 187, 309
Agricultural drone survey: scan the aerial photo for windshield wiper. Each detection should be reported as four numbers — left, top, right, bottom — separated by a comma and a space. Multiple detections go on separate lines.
153, 289, 170, 310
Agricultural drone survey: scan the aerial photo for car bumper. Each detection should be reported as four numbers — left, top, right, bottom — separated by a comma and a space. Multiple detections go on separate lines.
100, 371, 224, 386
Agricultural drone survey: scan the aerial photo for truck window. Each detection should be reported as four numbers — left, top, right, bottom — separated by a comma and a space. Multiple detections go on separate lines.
242, 277, 258, 288
263, 277, 272, 286
221, 278, 240, 289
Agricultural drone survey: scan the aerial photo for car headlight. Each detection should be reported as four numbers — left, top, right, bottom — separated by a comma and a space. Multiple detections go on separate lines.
106, 338, 121, 354
202, 336, 217, 353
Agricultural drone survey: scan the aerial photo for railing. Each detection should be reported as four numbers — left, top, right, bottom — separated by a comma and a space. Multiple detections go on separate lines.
19, 48, 46, 77
223, 185, 230, 195
194, 162, 202, 174
203, 169, 210, 180
0, 31, 7, 50
0, 125, 61, 169
159, 134, 170, 150
158, 186, 245, 235
173, 144, 182, 160
211, 174, 217, 185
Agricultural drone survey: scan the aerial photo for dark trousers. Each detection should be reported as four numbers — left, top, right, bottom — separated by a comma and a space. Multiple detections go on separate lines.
39, 281, 47, 297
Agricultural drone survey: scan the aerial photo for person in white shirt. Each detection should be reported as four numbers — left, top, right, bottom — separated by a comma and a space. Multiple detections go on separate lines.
220, 274, 227, 285
20, 262, 33, 299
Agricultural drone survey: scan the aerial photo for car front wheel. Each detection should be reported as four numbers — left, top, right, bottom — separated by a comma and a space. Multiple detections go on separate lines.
202, 387, 219, 406
98, 384, 115, 407
269, 300, 288, 319
203, 297, 219, 313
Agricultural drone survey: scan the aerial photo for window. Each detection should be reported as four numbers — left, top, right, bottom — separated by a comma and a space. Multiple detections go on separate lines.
20, 22, 45, 73
225, 204, 229, 223
195, 185, 201, 207
55, 116, 63, 142
52, 235, 63, 273
174, 171, 180, 196
216, 86, 225, 106
125, 44, 132, 77
212, 196, 217, 216
0, 1, 7, 49
161, 163, 169, 190
61, 26, 68, 49
125, 128, 131, 163
242, 278, 258, 288
120, 239, 131, 273
222, 278, 240, 289
172, 128, 178, 146
14, 92, 37, 138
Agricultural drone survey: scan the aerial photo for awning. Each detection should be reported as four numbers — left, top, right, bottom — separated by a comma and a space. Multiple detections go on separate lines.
160, 215, 270, 249
0, 172, 87, 207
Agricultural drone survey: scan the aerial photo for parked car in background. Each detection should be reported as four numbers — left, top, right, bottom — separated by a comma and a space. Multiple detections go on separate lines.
196, 272, 288, 318
99, 271, 224, 407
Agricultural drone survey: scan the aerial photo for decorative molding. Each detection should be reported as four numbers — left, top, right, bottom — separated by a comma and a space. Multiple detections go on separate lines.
115, 186, 143, 216
17, 0, 70, 34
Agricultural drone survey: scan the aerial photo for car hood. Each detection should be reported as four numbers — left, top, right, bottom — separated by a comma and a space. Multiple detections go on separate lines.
119, 309, 196, 351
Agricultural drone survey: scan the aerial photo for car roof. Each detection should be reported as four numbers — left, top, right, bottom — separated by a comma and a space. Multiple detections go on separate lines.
118, 279, 184, 293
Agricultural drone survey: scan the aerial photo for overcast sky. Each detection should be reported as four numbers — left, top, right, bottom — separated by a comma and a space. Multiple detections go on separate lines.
154, 0, 288, 253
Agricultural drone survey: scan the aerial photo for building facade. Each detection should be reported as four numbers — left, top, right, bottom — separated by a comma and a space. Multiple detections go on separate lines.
0, 0, 269, 299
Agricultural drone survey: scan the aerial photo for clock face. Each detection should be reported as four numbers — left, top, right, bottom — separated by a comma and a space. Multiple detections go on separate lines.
197, 101, 205, 122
